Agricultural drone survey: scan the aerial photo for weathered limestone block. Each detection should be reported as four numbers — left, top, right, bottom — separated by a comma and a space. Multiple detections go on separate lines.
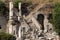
21, 21, 30, 32
17, 26, 21, 40
47, 22, 53, 33
31, 16, 41, 30
45, 33, 54, 40
13, 25, 17, 36
52, 32, 60, 40
7, 20, 13, 34
39, 37, 46, 40
25, 39, 30, 40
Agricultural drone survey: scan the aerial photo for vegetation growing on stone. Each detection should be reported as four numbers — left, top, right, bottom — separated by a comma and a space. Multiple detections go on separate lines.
52, 2, 60, 35
14, 0, 21, 9
0, 32, 16, 40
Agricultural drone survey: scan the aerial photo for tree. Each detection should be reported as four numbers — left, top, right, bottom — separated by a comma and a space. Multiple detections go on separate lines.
52, 2, 60, 35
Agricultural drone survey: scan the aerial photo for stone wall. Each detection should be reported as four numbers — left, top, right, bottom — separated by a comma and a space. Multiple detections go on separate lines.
0, 16, 7, 32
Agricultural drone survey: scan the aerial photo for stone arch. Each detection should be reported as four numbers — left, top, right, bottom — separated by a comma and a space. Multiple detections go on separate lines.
37, 14, 44, 30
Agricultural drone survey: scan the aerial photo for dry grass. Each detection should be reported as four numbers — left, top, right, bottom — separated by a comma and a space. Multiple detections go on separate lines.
22, 0, 60, 4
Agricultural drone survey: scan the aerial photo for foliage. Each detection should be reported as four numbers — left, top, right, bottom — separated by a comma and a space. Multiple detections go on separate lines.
14, 0, 32, 9
0, 1, 8, 16
14, 0, 21, 9
52, 2, 60, 35
0, 32, 16, 40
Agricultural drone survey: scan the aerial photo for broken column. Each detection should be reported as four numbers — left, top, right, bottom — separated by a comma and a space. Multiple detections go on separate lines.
8, 2, 13, 34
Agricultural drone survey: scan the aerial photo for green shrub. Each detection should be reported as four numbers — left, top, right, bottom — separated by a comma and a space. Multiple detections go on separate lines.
52, 2, 60, 35
0, 32, 16, 40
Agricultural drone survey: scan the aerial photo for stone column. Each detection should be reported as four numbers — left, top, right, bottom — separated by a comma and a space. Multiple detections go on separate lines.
17, 26, 21, 40
8, 23, 13, 34
44, 15, 49, 33
18, 2, 21, 21
9, 2, 13, 20
17, 2, 21, 40
8, 2, 13, 34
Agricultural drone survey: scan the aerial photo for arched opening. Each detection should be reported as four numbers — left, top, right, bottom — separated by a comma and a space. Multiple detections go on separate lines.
37, 14, 44, 30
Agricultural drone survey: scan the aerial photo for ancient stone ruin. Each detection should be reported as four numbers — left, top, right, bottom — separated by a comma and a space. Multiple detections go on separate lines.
6, 2, 59, 40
